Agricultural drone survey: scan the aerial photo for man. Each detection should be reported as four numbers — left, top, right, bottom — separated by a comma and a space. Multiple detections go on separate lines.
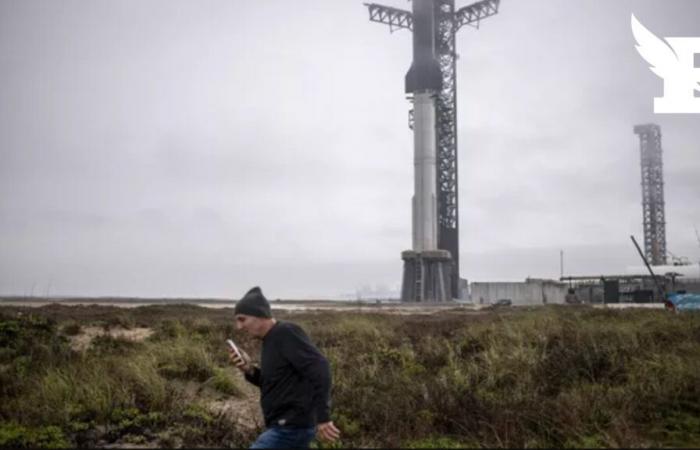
229, 286, 341, 448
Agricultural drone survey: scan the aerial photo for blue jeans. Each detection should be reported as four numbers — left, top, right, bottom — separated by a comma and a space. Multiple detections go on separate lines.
250, 425, 316, 449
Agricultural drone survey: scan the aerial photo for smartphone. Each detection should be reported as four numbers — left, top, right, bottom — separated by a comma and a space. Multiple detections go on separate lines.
226, 338, 243, 360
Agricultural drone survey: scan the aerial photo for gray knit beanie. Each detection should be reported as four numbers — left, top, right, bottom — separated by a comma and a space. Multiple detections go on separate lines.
234, 286, 272, 318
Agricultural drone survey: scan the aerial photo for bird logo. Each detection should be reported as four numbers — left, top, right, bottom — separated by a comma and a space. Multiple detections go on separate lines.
631, 13, 700, 114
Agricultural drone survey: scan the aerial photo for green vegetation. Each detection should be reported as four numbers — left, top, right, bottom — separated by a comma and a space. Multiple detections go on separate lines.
0, 306, 255, 448
0, 423, 69, 448
0, 304, 699, 447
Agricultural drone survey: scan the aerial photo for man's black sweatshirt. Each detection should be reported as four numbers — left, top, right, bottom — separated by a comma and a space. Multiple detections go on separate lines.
244, 321, 332, 428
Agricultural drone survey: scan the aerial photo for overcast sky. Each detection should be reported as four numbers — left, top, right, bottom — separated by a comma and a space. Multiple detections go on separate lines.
1, 0, 699, 299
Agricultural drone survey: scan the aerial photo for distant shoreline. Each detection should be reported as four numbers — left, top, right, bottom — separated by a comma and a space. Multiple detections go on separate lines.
0, 296, 401, 305
0, 297, 473, 313
0, 297, 665, 311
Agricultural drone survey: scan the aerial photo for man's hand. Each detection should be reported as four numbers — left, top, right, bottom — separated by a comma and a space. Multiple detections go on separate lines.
228, 347, 253, 375
317, 421, 341, 443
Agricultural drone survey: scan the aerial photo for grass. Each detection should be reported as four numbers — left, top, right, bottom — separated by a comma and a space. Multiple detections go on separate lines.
0, 304, 699, 447
0, 306, 254, 448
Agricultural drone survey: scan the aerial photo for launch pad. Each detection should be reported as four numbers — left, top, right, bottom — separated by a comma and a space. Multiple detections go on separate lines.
366, 0, 500, 301
401, 250, 452, 302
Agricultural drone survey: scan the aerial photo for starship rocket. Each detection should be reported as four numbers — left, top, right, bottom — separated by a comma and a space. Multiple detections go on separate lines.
405, 0, 442, 253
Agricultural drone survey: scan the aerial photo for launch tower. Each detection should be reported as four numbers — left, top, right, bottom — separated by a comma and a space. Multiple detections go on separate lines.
634, 123, 667, 266
365, 0, 500, 301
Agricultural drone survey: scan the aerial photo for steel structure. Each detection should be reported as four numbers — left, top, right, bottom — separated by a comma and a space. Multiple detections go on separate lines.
365, 0, 500, 298
634, 124, 667, 266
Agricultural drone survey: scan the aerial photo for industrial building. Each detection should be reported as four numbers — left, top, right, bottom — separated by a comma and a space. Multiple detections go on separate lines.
470, 278, 566, 306
469, 122, 698, 306
553, 124, 700, 304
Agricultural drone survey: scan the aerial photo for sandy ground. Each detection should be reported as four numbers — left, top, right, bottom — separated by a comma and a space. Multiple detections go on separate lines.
207, 370, 264, 432
592, 303, 664, 309
68, 326, 154, 352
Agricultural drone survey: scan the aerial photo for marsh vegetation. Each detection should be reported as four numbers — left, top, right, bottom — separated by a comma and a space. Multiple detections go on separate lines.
0, 304, 699, 448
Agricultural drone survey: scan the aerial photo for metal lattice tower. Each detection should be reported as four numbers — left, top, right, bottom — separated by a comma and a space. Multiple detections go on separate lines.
634, 124, 667, 266
365, 0, 500, 298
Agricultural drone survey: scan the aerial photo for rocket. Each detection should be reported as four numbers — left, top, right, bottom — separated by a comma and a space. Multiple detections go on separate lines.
405, 0, 442, 252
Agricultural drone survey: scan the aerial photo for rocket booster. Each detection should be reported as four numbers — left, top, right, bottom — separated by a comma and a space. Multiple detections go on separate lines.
406, 0, 441, 252
412, 91, 438, 252
405, 0, 442, 93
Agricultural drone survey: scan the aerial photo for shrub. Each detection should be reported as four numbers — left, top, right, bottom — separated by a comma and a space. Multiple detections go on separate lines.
154, 338, 215, 382
89, 334, 142, 355
208, 367, 242, 396
61, 321, 82, 336
102, 313, 136, 330
151, 319, 187, 340
0, 423, 69, 448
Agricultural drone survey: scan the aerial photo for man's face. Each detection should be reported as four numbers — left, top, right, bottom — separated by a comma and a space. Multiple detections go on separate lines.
235, 314, 267, 338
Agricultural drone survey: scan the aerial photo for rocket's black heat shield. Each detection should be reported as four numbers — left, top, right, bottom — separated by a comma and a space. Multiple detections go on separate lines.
405, 0, 442, 93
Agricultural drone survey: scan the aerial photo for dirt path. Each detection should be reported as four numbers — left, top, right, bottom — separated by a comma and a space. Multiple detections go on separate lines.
207, 369, 263, 432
